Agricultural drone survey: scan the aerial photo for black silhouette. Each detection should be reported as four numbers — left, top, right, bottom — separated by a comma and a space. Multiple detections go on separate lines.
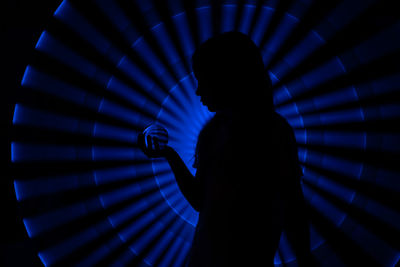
138, 32, 312, 267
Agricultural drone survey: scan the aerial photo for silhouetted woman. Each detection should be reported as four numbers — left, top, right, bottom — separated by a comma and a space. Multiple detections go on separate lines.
139, 32, 312, 267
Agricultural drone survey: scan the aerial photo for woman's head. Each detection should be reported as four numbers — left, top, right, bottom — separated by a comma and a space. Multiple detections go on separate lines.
192, 32, 273, 112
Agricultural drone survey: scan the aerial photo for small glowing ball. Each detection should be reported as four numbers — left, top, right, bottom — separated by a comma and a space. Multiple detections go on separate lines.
142, 123, 169, 150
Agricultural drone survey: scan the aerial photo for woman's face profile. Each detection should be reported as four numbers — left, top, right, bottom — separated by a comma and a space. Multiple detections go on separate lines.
195, 70, 222, 112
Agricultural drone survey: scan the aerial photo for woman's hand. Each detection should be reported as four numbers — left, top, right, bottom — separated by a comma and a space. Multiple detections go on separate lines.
138, 132, 169, 158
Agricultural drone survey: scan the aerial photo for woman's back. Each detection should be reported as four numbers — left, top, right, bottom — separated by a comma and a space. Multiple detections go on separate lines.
188, 111, 300, 266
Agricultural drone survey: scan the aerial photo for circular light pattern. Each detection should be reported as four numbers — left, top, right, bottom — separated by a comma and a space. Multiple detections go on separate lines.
11, 0, 400, 266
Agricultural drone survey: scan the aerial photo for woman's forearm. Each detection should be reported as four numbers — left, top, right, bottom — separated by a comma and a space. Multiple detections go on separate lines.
164, 147, 201, 211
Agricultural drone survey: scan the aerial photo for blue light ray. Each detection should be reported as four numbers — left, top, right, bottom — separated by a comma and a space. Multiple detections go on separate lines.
35, 31, 110, 86
153, 166, 199, 226
144, 225, 177, 264
13, 104, 84, 134
280, 86, 360, 116
261, 12, 300, 66
21, 66, 101, 110
95, 0, 141, 45
77, 234, 124, 267
364, 168, 400, 197
117, 199, 173, 249
291, 57, 347, 95
97, 99, 153, 128
109, 249, 138, 267
303, 150, 364, 180
97, 172, 171, 211
299, 130, 367, 150
129, 199, 187, 260
313, 0, 377, 41
171, 238, 192, 267
303, 182, 348, 228
291, 107, 364, 128
12, 142, 81, 163
171, 12, 196, 58
159, 77, 197, 118
130, 38, 177, 88
369, 73, 400, 97
38, 219, 113, 266
131, 1, 191, 81
150, 23, 183, 71
157, 235, 191, 267
106, 199, 149, 228
132, 222, 169, 265
309, 223, 326, 251
342, 22, 400, 70
238, 4, 256, 34
355, 195, 400, 232
220, 4, 238, 33
276, 231, 296, 264
93, 122, 138, 144
23, 197, 101, 238
368, 133, 400, 154
106, 77, 161, 116
303, 171, 356, 209
14, 174, 87, 202
304, 182, 400, 266
114, 57, 158, 94
272, 33, 322, 82
250, 6, 274, 46
54, 0, 123, 65
196, 6, 213, 43
335, 204, 398, 265
94, 165, 153, 185
91, 146, 146, 162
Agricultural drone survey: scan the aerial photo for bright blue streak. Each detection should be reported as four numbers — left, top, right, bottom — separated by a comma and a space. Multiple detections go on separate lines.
220, 5, 237, 33
151, 23, 181, 68
270, 30, 325, 78
93, 122, 138, 144
91, 146, 145, 162
95, 0, 141, 45
14, 173, 92, 202
97, 99, 153, 128
35, 31, 110, 85
171, 12, 196, 57
238, 4, 256, 34
54, 0, 122, 64
23, 198, 101, 238
12, 142, 79, 162
305, 150, 364, 179
302, 130, 367, 150
196, 6, 212, 43
106, 76, 161, 116
251, 6, 273, 46
93, 165, 152, 185
303, 182, 347, 227
13, 104, 89, 134
262, 12, 299, 66
21, 66, 101, 109
78, 234, 123, 266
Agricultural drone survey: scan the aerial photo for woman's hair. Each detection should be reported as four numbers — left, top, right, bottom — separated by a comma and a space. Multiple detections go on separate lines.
192, 31, 273, 110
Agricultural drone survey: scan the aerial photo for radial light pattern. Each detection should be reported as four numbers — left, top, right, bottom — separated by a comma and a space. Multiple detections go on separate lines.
12, 0, 400, 266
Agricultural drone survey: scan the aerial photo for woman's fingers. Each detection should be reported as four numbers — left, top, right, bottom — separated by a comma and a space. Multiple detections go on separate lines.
138, 131, 165, 158
146, 135, 153, 151
154, 137, 160, 151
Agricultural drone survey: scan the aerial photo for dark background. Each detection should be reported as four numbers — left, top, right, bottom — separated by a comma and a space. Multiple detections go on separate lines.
2, 1, 62, 266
